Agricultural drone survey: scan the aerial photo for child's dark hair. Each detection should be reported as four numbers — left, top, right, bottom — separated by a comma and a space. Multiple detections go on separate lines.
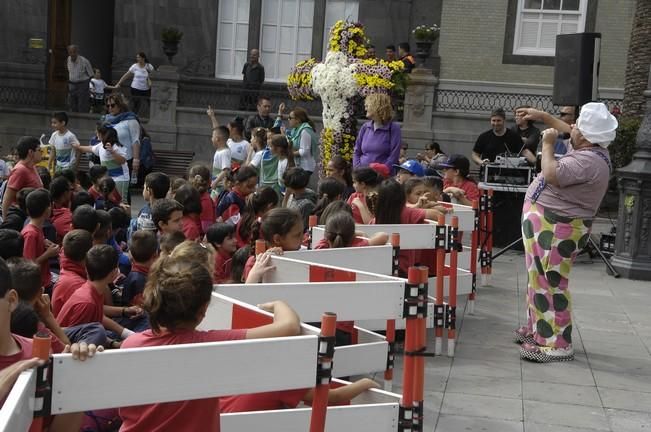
234, 166, 258, 185
10, 302, 39, 339
258, 208, 302, 249
313, 177, 344, 222
159, 230, 186, 255
25, 188, 51, 218
0, 230, 24, 260
151, 199, 184, 230
213, 125, 230, 141
239, 187, 278, 243
370, 179, 405, 224
329, 155, 353, 187
318, 200, 353, 225
37, 167, 51, 190
170, 178, 188, 196
6, 258, 42, 301
108, 207, 130, 230
63, 229, 93, 262
71, 191, 95, 211
251, 127, 267, 150
99, 176, 116, 199
0, 257, 11, 296
72, 205, 98, 233
426, 142, 442, 153
189, 164, 211, 194
52, 111, 69, 125
353, 167, 382, 188
423, 176, 443, 192
282, 167, 311, 190
99, 126, 121, 146
16, 187, 36, 212
228, 121, 244, 135
59, 169, 77, 186
50, 176, 71, 202
404, 177, 425, 195
230, 246, 250, 283
15, 136, 40, 160
324, 212, 356, 249
94, 210, 112, 242
129, 230, 158, 263
206, 223, 235, 248
145, 172, 170, 199
143, 256, 213, 333
174, 184, 202, 215
89, 165, 108, 186
270, 135, 295, 167
86, 244, 118, 281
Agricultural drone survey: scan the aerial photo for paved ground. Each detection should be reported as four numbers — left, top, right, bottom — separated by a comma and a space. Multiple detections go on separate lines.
129, 194, 649, 430
387, 240, 651, 432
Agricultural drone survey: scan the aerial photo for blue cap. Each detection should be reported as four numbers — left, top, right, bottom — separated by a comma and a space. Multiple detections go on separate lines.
393, 159, 424, 177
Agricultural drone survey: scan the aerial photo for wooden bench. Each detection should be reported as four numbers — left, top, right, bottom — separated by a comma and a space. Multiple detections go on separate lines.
152, 149, 195, 179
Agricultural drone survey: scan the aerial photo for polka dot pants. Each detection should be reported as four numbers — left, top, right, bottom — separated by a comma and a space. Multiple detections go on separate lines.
521, 201, 592, 349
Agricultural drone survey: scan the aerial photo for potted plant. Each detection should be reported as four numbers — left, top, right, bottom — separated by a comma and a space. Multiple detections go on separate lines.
411, 24, 440, 68
161, 27, 184, 64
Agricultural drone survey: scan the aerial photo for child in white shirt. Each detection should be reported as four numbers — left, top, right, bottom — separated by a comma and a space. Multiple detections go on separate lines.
89, 69, 108, 114
48, 111, 80, 172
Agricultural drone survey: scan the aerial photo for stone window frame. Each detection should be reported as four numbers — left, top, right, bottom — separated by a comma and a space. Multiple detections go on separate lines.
502, 0, 599, 66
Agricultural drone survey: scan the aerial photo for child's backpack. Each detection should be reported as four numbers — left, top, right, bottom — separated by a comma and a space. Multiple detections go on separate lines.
140, 135, 155, 170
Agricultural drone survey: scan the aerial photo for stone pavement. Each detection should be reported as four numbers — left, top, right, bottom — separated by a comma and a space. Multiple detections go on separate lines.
386, 247, 651, 432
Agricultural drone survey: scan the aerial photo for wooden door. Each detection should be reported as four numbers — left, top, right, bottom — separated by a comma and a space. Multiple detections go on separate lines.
47, 0, 72, 107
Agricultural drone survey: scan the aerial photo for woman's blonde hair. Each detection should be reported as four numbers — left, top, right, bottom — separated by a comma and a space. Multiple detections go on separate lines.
365, 93, 394, 124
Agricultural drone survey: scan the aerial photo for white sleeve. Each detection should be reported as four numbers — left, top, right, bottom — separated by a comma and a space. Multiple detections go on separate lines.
298, 130, 311, 157
91, 143, 102, 156
128, 64, 137, 74
221, 150, 232, 170
250, 151, 262, 168
68, 131, 80, 146
128, 119, 141, 147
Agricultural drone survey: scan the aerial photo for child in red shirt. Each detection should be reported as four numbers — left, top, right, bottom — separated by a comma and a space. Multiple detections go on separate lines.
314, 211, 387, 249
216, 166, 259, 225
151, 198, 184, 236
347, 167, 383, 224
118, 254, 301, 432
243, 208, 304, 282
21, 189, 59, 289
206, 223, 237, 283
49, 176, 73, 244
174, 184, 203, 241
439, 154, 480, 206
234, 186, 279, 249
53, 229, 93, 317
189, 164, 216, 233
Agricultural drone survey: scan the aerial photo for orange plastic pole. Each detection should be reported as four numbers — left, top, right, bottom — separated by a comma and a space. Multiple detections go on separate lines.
448, 216, 459, 357
309, 312, 337, 432
413, 266, 428, 431
384, 233, 400, 391
29, 333, 51, 432
486, 189, 494, 278
255, 239, 267, 256
469, 200, 479, 314
400, 267, 421, 431
434, 215, 445, 356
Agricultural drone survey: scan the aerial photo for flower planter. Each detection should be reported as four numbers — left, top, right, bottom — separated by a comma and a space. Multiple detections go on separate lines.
162, 41, 179, 64
415, 41, 433, 69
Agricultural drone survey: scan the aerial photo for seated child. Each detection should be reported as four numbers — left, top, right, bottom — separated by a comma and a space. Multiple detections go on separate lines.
52, 229, 93, 317
71, 190, 96, 211
174, 184, 203, 241
72, 204, 99, 234
0, 228, 24, 260
132, 172, 170, 234
229, 246, 251, 284
122, 231, 158, 307
0, 187, 34, 232
88, 165, 122, 205
21, 189, 59, 291
49, 176, 73, 244
159, 230, 186, 257
312, 177, 344, 223
314, 212, 387, 249
282, 167, 317, 231
234, 187, 278, 249
189, 164, 215, 233
206, 223, 237, 283
216, 166, 258, 225
151, 198, 184, 236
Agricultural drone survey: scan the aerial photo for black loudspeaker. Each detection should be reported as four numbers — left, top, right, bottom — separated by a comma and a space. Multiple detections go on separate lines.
552, 33, 601, 107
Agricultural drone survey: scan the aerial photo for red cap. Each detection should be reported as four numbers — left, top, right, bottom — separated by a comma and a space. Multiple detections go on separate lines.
369, 163, 390, 178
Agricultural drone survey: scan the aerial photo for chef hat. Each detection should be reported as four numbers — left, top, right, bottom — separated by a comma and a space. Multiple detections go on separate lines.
576, 102, 618, 148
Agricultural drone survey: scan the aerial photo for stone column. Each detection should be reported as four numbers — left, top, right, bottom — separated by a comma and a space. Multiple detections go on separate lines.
147, 65, 180, 151
611, 66, 651, 280
401, 68, 438, 152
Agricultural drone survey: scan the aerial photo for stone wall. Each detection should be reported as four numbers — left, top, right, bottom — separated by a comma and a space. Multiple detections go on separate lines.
439, 0, 635, 88
111, 0, 218, 80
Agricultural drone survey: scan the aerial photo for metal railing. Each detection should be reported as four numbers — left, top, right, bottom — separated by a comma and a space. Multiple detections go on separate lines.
178, 78, 324, 115
0, 86, 62, 110
435, 88, 622, 113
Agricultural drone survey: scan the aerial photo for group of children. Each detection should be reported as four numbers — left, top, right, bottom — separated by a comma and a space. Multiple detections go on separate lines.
0, 109, 478, 429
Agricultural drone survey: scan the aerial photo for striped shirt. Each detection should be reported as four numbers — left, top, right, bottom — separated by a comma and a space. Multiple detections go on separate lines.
67, 55, 93, 83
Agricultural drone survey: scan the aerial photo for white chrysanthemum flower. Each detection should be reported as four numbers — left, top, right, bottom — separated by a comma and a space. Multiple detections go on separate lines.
311, 51, 358, 131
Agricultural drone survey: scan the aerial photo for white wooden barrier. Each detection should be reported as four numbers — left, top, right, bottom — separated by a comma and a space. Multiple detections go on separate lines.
0, 369, 36, 432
